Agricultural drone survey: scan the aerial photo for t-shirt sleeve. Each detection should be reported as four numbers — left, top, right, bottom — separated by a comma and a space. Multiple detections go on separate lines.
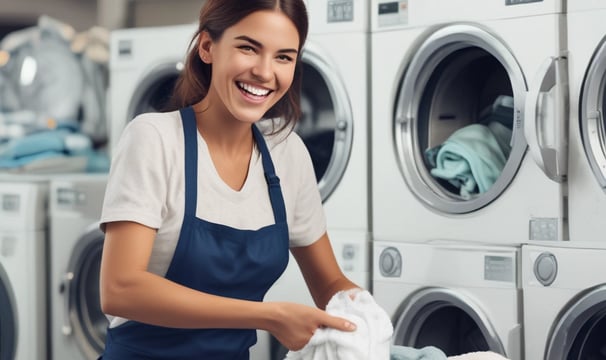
100, 117, 171, 231
287, 134, 327, 247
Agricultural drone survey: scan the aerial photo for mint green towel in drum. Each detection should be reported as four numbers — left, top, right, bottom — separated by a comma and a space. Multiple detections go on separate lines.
428, 122, 511, 199
390, 345, 447, 360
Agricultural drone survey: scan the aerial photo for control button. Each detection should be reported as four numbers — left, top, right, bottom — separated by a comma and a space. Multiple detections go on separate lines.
534, 252, 557, 286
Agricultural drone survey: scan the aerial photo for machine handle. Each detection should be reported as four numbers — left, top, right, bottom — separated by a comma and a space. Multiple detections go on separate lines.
524, 56, 568, 182
61, 272, 74, 335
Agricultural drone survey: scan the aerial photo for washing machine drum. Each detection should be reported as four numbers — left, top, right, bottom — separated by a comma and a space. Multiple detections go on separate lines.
0, 267, 16, 360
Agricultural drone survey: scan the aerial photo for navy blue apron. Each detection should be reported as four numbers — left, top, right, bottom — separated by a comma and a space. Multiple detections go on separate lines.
101, 106, 290, 359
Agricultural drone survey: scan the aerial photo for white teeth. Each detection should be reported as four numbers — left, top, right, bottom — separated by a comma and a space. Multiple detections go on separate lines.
238, 82, 270, 96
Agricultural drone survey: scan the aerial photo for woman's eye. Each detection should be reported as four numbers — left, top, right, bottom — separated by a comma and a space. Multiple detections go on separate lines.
277, 54, 294, 62
239, 45, 256, 52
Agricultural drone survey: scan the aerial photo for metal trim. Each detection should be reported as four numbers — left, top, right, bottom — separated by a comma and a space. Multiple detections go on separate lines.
579, 37, 606, 189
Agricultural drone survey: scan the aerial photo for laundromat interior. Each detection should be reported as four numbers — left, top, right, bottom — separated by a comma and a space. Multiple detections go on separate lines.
1, 0, 606, 359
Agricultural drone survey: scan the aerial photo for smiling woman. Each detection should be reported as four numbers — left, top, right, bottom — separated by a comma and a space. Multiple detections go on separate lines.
97, 0, 362, 359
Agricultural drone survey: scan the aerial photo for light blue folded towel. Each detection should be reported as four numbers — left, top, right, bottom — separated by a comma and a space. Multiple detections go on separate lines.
428, 122, 511, 198
390, 345, 447, 360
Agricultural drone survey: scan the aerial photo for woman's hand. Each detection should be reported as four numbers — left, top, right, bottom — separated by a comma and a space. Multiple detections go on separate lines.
267, 302, 357, 351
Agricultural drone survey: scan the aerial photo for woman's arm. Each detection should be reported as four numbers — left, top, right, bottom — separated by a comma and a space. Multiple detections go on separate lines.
291, 232, 361, 309
99, 221, 355, 349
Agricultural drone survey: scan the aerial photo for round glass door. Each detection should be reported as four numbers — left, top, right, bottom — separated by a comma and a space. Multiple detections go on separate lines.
580, 38, 606, 189
65, 226, 107, 358
393, 288, 506, 357
394, 24, 527, 214
546, 286, 606, 359
297, 44, 353, 201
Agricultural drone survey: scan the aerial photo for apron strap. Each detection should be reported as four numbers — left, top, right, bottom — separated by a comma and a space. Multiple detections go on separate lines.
180, 106, 198, 217
179, 106, 287, 224
252, 125, 287, 224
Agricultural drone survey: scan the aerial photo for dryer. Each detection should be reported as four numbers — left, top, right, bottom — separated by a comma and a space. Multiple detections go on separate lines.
371, 0, 568, 245
522, 242, 606, 359
567, 1, 606, 242
373, 240, 522, 359
0, 179, 48, 360
49, 174, 108, 360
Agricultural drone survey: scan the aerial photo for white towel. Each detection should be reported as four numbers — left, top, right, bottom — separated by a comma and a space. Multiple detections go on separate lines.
447, 351, 510, 360
285, 289, 393, 360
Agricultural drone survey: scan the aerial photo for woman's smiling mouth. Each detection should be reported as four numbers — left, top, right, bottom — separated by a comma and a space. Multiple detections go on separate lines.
237, 81, 272, 98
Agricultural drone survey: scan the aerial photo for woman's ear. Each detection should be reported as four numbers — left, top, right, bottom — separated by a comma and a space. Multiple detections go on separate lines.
198, 31, 213, 64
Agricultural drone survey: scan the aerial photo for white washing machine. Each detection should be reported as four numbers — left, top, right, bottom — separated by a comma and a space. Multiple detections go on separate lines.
567, 1, 606, 242
0, 179, 48, 360
108, 23, 197, 156
522, 241, 606, 359
251, 1, 371, 359
373, 240, 522, 359
49, 174, 108, 360
371, 0, 568, 244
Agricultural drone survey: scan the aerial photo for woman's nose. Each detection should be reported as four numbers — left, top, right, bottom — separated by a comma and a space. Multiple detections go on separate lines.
251, 56, 273, 81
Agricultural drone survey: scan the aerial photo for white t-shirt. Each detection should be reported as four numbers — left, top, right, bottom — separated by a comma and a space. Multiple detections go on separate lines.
100, 110, 326, 327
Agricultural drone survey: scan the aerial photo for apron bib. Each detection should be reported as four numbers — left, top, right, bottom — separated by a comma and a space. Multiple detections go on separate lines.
102, 107, 290, 359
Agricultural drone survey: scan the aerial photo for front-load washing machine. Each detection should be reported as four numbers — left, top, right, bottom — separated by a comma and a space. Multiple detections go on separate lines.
0, 179, 48, 360
371, 0, 568, 244
49, 174, 108, 360
567, 1, 606, 242
108, 23, 197, 156
251, 1, 371, 358
522, 242, 606, 359
373, 240, 522, 359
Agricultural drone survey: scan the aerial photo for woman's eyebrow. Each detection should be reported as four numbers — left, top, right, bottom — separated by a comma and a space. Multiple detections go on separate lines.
234, 35, 298, 54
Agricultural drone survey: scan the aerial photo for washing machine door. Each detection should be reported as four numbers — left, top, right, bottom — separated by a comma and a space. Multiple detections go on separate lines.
580, 38, 606, 190
394, 24, 529, 214
62, 224, 107, 359
127, 60, 183, 119
545, 285, 606, 360
392, 287, 505, 357
296, 42, 353, 201
0, 264, 16, 360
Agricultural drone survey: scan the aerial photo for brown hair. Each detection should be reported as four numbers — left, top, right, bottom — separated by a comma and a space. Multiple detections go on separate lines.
170, 0, 308, 133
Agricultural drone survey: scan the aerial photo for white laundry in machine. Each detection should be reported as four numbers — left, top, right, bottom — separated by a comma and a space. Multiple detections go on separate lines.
522, 241, 606, 359
370, 0, 568, 244
251, 1, 371, 359
373, 240, 522, 360
567, 1, 606, 242
108, 23, 196, 155
0, 179, 48, 360
49, 173, 108, 360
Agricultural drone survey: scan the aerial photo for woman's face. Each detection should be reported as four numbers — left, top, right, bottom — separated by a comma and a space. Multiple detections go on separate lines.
200, 10, 300, 124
